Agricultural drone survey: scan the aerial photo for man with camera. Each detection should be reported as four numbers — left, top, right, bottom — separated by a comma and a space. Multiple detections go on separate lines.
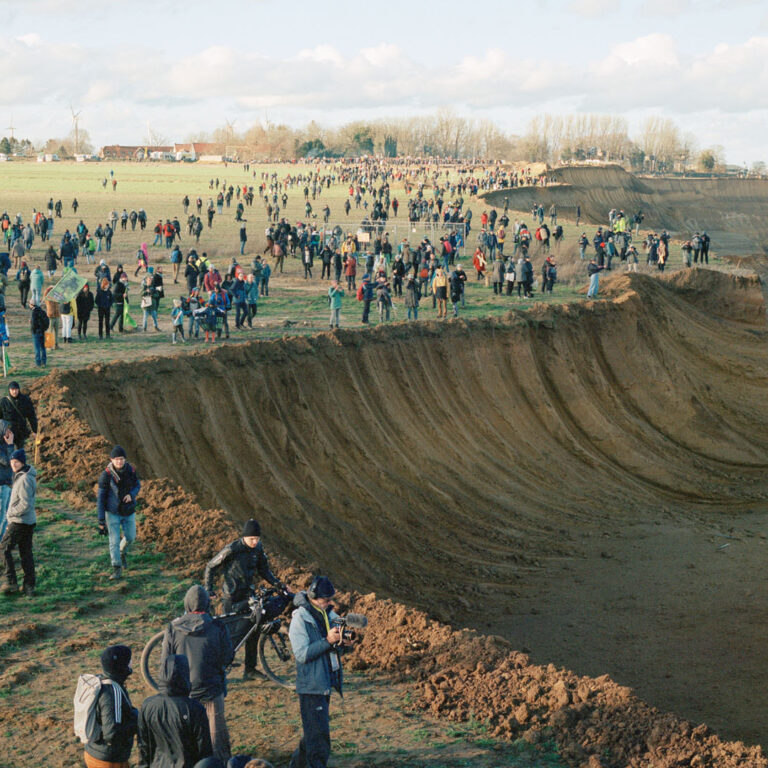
289, 576, 353, 768
204, 518, 282, 679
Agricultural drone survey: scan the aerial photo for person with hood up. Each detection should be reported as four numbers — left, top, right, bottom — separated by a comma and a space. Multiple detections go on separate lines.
84, 645, 139, 768
204, 519, 281, 679
97, 445, 141, 581
138, 654, 212, 768
162, 586, 234, 764
288, 576, 352, 768
0, 448, 37, 595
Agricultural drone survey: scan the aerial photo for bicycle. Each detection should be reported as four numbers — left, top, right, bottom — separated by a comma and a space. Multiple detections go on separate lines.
140, 586, 296, 691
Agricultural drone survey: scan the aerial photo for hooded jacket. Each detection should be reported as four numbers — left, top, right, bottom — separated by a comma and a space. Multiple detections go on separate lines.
161, 586, 234, 701
0, 391, 37, 440
7, 465, 36, 525
289, 591, 345, 696
138, 655, 212, 768
84, 676, 138, 763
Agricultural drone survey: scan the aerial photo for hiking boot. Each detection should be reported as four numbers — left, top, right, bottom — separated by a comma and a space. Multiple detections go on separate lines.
1, 583, 18, 595
121, 551, 127, 569
109, 566, 122, 580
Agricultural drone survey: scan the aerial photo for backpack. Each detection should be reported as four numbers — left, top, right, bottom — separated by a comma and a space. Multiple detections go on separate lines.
73, 674, 126, 745
356, 284, 364, 301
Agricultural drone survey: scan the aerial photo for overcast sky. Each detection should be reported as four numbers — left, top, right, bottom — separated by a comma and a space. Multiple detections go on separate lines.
1, 0, 767, 163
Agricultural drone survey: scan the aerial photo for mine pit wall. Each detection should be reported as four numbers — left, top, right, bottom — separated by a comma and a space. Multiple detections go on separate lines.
59, 272, 768, 629
482, 165, 768, 255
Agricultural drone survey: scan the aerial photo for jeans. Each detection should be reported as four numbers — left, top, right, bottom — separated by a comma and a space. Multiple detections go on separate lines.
587, 273, 600, 298
290, 694, 331, 768
235, 303, 248, 327
105, 511, 136, 567
1, 522, 35, 589
110, 303, 124, 331
30, 288, 41, 305
329, 307, 340, 327
240, 241, 246, 255
188, 316, 200, 337
142, 308, 159, 330
406, 306, 418, 320
33, 332, 46, 366
203, 694, 231, 764
0, 484, 10, 540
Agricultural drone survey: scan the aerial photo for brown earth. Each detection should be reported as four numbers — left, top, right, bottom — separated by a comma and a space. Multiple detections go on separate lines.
29, 268, 768, 767
482, 165, 768, 256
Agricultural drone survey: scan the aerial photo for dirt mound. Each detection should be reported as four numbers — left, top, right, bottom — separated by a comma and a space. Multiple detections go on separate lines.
482, 165, 768, 255
30, 269, 768, 766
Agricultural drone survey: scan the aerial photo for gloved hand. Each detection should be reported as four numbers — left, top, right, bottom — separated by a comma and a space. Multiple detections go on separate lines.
98, 521, 108, 536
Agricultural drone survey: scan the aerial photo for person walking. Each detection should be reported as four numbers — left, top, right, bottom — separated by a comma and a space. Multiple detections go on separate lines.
203, 519, 282, 679
288, 576, 352, 768
161, 586, 235, 764
138, 654, 212, 768
83, 645, 139, 768
1, 382, 37, 449
96, 446, 141, 580
327, 281, 344, 329
0, 448, 37, 595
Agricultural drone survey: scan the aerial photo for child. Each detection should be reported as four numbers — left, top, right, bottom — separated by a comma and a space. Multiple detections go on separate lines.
171, 298, 185, 344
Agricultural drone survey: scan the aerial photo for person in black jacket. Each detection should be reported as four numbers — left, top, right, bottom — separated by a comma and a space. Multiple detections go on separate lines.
162, 586, 234, 764
0, 382, 37, 449
76, 284, 95, 340
96, 278, 113, 339
138, 654, 212, 768
110, 275, 127, 333
85, 645, 138, 768
204, 519, 280, 677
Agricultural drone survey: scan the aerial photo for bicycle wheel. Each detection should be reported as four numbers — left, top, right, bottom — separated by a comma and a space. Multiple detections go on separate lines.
140, 630, 165, 692
258, 623, 295, 690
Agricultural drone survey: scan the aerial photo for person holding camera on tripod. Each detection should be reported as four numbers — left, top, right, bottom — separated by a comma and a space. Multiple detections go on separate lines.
203, 519, 282, 679
289, 576, 352, 768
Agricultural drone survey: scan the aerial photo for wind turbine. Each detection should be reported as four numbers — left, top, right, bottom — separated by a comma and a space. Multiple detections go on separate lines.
7, 117, 15, 142
70, 104, 82, 155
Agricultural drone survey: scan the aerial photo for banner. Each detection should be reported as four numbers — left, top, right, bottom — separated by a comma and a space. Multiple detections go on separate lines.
123, 298, 137, 329
47, 267, 87, 303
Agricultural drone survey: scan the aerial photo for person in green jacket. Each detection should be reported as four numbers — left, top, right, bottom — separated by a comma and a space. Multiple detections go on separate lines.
327, 281, 344, 329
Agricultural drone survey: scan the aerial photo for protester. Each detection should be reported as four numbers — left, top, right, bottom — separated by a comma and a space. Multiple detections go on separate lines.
96, 445, 141, 580
0, 448, 37, 595
162, 585, 235, 764
587, 258, 604, 299
1, 382, 37, 449
204, 519, 281, 679
327, 281, 344, 329
138, 654, 213, 768
76, 284, 95, 340
83, 645, 139, 768
288, 576, 352, 768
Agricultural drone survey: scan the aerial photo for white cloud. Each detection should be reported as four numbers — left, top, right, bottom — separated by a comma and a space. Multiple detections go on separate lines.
568, 0, 619, 16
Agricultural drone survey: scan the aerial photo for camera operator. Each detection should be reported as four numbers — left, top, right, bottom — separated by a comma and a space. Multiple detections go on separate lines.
288, 576, 352, 768
203, 519, 283, 679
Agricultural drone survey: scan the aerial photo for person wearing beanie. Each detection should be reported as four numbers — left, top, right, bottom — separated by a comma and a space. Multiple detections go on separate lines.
289, 576, 352, 768
0, 381, 38, 449
162, 585, 235, 763
203, 520, 283, 678
84, 645, 138, 768
138, 654, 212, 768
96, 445, 141, 581
0, 445, 36, 595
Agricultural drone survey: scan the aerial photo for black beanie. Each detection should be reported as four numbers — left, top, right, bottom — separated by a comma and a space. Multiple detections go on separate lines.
8, 381, 19, 391
242, 519, 261, 538
110, 445, 127, 459
101, 644, 132, 679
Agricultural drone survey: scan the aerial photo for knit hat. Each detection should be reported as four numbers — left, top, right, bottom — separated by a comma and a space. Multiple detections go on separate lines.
100, 644, 132, 679
242, 519, 261, 538
110, 445, 127, 459
11, 449, 25, 464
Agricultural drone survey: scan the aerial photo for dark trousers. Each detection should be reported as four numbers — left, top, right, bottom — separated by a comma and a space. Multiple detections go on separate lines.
110, 303, 124, 331
290, 694, 330, 768
362, 299, 372, 323
222, 597, 258, 670
77, 317, 89, 337
247, 303, 257, 326
235, 303, 248, 328
1, 522, 35, 589
19, 285, 29, 307
98, 307, 110, 337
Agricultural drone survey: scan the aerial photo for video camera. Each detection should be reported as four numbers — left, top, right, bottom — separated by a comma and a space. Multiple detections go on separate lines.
331, 613, 368, 644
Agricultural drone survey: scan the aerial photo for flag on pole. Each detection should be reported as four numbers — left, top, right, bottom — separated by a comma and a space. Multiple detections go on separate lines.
3, 347, 11, 374
123, 298, 137, 329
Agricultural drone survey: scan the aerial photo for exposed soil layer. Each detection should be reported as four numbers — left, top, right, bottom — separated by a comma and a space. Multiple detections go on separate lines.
482, 165, 768, 255
32, 269, 768, 766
